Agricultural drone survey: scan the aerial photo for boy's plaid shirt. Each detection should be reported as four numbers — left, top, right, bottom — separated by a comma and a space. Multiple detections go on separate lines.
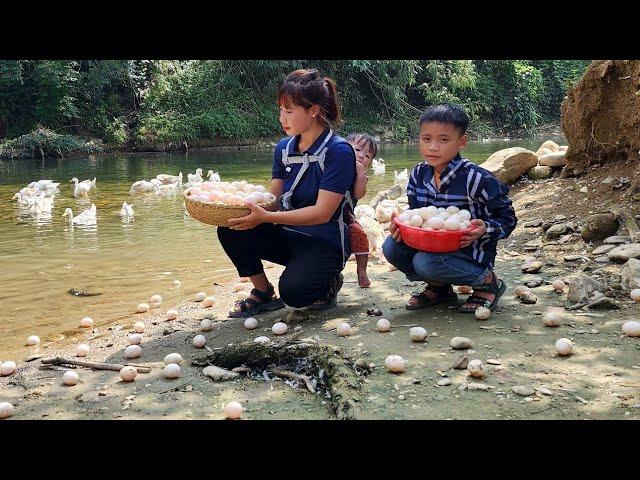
406, 153, 517, 269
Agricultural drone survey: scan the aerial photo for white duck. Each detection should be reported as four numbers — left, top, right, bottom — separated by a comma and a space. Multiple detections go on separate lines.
70, 177, 96, 197
29, 180, 60, 192
207, 170, 221, 182
156, 172, 183, 186
29, 193, 53, 214
119, 202, 134, 218
394, 168, 408, 183
129, 180, 159, 195
372, 158, 386, 175
187, 168, 203, 183
62, 204, 97, 225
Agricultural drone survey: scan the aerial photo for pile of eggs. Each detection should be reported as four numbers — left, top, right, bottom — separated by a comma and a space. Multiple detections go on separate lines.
396, 205, 472, 231
187, 181, 275, 206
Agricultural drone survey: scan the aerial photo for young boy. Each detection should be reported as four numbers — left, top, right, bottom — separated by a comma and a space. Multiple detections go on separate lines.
346, 133, 378, 288
383, 104, 517, 312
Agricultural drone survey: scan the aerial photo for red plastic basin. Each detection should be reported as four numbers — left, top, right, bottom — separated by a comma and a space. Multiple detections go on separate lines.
393, 217, 476, 253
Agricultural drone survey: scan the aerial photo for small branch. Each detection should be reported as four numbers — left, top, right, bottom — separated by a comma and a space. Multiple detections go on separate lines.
269, 367, 316, 394
41, 357, 151, 373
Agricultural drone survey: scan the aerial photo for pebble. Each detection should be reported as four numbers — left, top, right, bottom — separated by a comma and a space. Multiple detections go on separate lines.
486, 359, 501, 365
603, 236, 631, 244
437, 378, 452, 387
592, 244, 616, 255
450, 337, 472, 350
512, 386, 535, 396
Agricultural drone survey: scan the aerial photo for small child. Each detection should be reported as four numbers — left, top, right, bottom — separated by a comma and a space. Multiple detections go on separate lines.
383, 104, 517, 312
346, 133, 378, 288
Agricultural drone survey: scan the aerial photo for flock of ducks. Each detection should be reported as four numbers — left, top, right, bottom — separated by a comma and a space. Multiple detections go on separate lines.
11, 168, 221, 226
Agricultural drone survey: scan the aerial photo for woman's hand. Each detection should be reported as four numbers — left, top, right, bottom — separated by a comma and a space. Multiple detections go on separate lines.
228, 202, 270, 230
460, 219, 486, 248
389, 211, 402, 242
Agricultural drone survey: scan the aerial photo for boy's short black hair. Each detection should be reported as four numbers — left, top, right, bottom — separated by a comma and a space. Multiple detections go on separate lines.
419, 103, 469, 135
345, 133, 378, 157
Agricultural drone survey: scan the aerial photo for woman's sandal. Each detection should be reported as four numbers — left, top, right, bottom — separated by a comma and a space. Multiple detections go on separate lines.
458, 275, 507, 313
228, 284, 285, 318
308, 273, 344, 310
406, 284, 458, 310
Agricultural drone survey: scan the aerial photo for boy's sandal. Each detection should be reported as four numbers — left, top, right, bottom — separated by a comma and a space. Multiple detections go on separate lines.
406, 285, 458, 310
458, 276, 506, 313
308, 273, 344, 311
228, 285, 285, 318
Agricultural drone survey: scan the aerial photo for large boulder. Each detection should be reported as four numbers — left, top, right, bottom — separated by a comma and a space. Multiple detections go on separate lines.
481, 147, 539, 184
527, 165, 552, 180
607, 243, 640, 263
538, 151, 567, 168
535, 140, 560, 155
567, 274, 603, 302
581, 213, 619, 242
561, 60, 640, 177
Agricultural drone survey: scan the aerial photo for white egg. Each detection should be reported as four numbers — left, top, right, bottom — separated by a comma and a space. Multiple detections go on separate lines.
244, 317, 258, 330
622, 321, 640, 337
133, 322, 145, 333
409, 327, 428, 342
384, 355, 406, 373
397, 212, 412, 223
475, 306, 491, 320
447, 214, 461, 223
163, 363, 181, 379
552, 279, 566, 292
63, 370, 79, 386
254, 336, 271, 344
223, 401, 243, 419
0, 402, 15, 419
27, 335, 40, 346
630, 289, 640, 302
197, 194, 211, 203
125, 345, 142, 359
409, 214, 424, 227
555, 338, 573, 356
150, 294, 162, 305
376, 319, 391, 332
200, 319, 213, 331
426, 205, 438, 215
80, 317, 94, 328
128, 333, 143, 345
172, 280, 181, 287
543, 312, 560, 327
119, 366, 137, 382
166, 309, 178, 320
256, 185, 266, 193
337, 323, 351, 337
417, 207, 431, 220
193, 335, 206, 348
233, 283, 247, 292
195, 292, 207, 302
444, 218, 461, 231
202, 296, 215, 308
437, 207, 446, 214
272, 322, 288, 335
75, 344, 90, 357
426, 217, 445, 230
467, 359, 485, 378
1, 361, 17, 376
458, 209, 471, 221
137, 303, 150, 313
164, 353, 183, 365
445, 206, 459, 215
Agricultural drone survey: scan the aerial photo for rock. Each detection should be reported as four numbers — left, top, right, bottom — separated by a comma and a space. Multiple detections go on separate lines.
538, 151, 567, 167
621, 258, 640, 290
512, 386, 535, 397
545, 224, 570, 240
520, 292, 538, 304
603, 236, 631, 244
521, 261, 543, 273
592, 244, 617, 255
465, 383, 493, 391
581, 214, 619, 242
525, 277, 544, 288
594, 256, 610, 263
450, 337, 472, 350
587, 297, 620, 310
567, 274, 603, 302
437, 378, 452, 387
453, 355, 469, 369
536, 140, 560, 155
202, 366, 240, 382
564, 255, 585, 262
535, 387, 553, 396
386, 183, 406, 200
601, 177, 614, 184
369, 190, 389, 209
607, 243, 640, 263
481, 147, 539, 184
524, 220, 543, 228
579, 186, 588, 193
527, 165, 552, 180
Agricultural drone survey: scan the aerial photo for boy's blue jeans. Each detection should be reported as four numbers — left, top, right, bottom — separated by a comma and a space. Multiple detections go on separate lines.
382, 236, 491, 286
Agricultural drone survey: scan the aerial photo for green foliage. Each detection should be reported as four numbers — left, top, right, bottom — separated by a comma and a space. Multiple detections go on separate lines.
0, 127, 102, 159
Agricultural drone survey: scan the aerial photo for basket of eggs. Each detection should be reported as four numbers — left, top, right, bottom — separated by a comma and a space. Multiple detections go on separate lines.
184, 180, 278, 227
393, 205, 476, 253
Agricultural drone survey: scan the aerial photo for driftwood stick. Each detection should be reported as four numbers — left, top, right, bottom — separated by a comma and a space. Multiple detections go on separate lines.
269, 367, 316, 393
41, 357, 151, 373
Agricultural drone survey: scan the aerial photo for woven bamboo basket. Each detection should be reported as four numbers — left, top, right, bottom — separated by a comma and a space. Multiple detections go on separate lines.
183, 189, 278, 227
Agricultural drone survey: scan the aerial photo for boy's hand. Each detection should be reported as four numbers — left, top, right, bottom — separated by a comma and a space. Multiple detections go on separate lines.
356, 161, 366, 177
389, 211, 402, 242
460, 219, 486, 248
